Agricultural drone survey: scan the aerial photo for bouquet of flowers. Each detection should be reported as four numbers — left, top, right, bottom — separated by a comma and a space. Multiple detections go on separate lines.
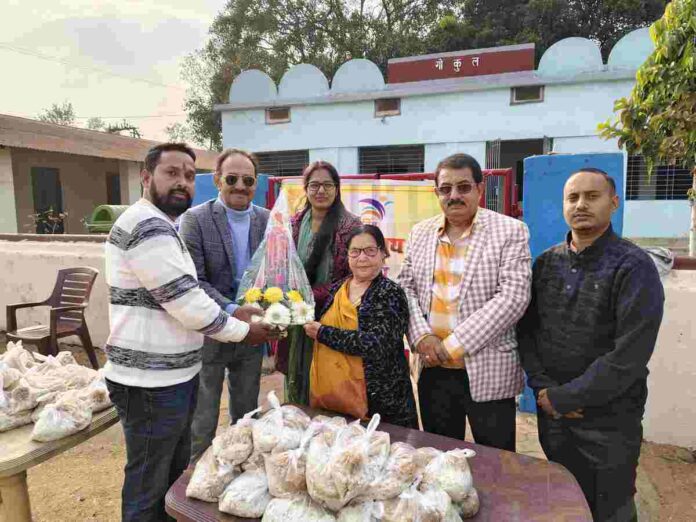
236, 192, 315, 331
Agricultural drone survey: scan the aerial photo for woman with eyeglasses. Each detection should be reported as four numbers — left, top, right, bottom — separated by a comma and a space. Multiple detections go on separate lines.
278, 160, 361, 405
302, 224, 417, 427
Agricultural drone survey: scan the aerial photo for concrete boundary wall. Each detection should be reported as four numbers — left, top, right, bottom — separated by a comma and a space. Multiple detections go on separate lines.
0, 239, 109, 346
643, 269, 696, 448
0, 238, 694, 447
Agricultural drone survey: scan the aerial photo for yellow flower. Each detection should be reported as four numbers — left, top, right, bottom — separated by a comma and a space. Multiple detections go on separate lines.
243, 288, 263, 304
286, 290, 303, 303
264, 287, 284, 304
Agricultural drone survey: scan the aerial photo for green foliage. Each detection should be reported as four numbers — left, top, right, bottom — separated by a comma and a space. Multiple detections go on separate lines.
105, 120, 142, 139
37, 101, 75, 126
164, 122, 196, 144
428, 0, 667, 62
598, 0, 695, 178
86, 117, 106, 131
26, 208, 68, 234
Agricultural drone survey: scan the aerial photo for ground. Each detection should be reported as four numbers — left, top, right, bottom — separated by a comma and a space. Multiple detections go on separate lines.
2, 340, 695, 521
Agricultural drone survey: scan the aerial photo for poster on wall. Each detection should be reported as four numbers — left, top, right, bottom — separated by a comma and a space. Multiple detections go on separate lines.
280, 179, 441, 279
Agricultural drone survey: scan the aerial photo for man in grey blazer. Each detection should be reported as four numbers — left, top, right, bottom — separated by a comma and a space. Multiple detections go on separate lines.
179, 148, 271, 461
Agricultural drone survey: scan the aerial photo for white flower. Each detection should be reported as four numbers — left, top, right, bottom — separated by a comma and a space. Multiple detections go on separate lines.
264, 303, 292, 330
290, 301, 314, 325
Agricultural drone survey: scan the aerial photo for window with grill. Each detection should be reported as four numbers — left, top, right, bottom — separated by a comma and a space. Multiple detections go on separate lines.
626, 155, 693, 200
265, 107, 291, 124
510, 85, 544, 104
255, 149, 309, 177
375, 98, 401, 117
358, 145, 424, 174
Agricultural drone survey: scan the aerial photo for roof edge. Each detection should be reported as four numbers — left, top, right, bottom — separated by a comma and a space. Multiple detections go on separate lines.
215, 68, 637, 112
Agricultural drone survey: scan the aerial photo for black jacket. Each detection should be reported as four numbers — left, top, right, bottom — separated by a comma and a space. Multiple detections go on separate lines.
317, 274, 418, 428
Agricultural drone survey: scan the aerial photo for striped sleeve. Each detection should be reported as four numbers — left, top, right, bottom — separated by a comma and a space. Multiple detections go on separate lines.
110, 219, 249, 343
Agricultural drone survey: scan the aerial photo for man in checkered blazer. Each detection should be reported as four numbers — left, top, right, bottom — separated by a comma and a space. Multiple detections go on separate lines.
398, 153, 532, 451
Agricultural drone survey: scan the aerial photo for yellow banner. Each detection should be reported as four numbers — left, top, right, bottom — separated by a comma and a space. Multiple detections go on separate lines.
280, 179, 441, 278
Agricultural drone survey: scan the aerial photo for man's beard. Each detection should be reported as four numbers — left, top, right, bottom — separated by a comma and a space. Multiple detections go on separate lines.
149, 180, 192, 218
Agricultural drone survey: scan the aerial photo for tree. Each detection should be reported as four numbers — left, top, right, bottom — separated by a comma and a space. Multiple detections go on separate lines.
428, 0, 667, 62
598, 0, 695, 255
38, 101, 75, 126
86, 117, 106, 131
105, 119, 142, 139
182, 0, 447, 149
164, 122, 194, 143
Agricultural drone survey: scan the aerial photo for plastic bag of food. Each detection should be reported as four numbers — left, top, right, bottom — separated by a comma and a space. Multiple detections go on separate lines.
453, 487, 480, 519
418, 485, 452, 521
30, 375, 110, 423
0, 409, 33, 432
21, 360, 97, 400
262, 494, 336, 522
218, 470, 272, 518
338, 500, 384, 521
306, 415, 385, 511
413, 447, 441, 474
306, 421, 365, 510
420, 449, 476, 502
5, 383, 38, 414
1, 341, 36, 374
213, 407, 260, 466
0, 373, 6, 410
31, 391, 60, 423
382, 479, 451, 522
358, 442, 417, 501
253, 391, 310, 453
363, 429, 391, 486
186, 446, 240, 502
1, 362, 22, 390
31, 395, 92, 442
445, 504, 464, 522
83, 373, 112, 413
265, 425, 317, 498
242, 449, 267, 472
55, 351, 78, 366
307, 415, 348, 445
0, 362, 24, 410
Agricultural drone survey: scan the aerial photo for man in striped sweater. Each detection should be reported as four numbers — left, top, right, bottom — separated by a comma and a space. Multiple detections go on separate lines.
104, 143, 275, 522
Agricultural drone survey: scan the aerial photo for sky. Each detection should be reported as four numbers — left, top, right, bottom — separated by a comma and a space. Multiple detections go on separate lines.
0, 0, 228, 142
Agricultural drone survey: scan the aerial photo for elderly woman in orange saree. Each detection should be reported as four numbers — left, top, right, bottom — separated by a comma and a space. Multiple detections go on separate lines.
303, 225, 417, 428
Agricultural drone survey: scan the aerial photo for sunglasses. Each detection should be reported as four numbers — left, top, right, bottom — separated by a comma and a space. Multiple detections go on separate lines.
224, 175, 256, 188
436, 182, 474, 197
348, 247, 381, 258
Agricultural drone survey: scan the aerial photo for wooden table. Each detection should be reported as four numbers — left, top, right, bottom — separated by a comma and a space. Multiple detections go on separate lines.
165, 412, 592, 521
0, 407, 119, 522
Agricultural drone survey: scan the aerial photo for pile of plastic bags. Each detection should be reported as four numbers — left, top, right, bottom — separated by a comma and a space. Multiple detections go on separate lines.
0, 341, 111, 441
186, 390, 480, 521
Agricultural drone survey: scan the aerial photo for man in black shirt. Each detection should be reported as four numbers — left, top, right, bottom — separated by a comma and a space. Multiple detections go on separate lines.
518, 168, 664, 521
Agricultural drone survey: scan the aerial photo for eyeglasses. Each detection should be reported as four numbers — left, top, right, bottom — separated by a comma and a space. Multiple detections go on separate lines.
307, 182, 337, 194
348, 247, 381, 258
436, 182, 474, 197
224, 175, 256, 188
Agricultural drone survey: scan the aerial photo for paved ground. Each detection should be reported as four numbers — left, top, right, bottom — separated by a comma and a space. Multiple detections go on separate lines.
2, 340, 694, 521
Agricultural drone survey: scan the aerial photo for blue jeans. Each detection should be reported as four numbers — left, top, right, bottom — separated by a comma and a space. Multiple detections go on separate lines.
190, 340, 263, 462
106, 375, 199, 522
